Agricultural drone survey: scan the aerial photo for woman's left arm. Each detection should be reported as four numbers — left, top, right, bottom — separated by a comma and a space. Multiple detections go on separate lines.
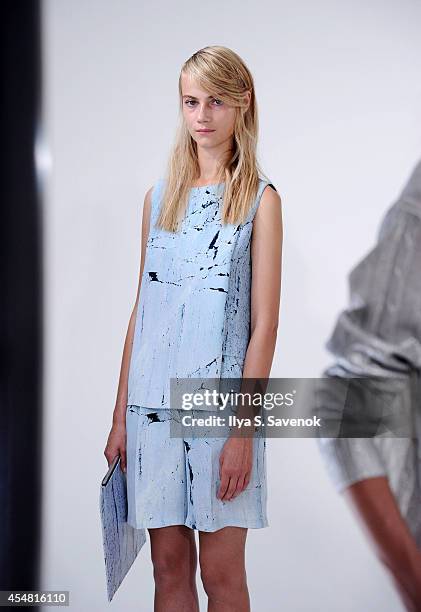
217, 185, 283, 501
245, 184, 283, 380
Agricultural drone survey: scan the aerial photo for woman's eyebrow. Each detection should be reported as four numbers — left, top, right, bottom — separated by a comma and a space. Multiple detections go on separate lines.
182, 94, 215, 100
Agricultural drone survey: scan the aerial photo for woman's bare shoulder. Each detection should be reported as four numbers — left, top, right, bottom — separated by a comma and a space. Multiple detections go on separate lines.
144, 178, 165, 209
256, 182, 282, 220
261, 182, 282, 207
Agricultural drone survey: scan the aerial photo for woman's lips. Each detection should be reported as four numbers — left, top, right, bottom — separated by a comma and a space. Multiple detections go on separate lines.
196, 129, 215, 133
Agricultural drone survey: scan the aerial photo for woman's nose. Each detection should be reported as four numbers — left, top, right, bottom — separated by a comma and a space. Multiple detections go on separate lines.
197, 104, 210, 121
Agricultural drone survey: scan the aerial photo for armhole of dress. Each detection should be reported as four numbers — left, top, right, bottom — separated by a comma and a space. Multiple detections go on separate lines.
250, 179, 278, 221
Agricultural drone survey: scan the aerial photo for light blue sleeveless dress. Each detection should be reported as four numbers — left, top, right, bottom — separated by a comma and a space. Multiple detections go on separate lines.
126, 177, 275, 532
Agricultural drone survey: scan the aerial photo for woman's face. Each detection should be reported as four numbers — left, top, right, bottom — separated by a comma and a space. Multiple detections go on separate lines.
181, 72, 248, 150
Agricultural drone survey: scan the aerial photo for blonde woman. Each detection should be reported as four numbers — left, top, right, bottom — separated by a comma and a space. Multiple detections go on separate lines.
104, 46, 283, 611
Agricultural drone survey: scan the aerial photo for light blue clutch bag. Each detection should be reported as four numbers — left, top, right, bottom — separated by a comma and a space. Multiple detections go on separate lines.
99, 455, 146, 601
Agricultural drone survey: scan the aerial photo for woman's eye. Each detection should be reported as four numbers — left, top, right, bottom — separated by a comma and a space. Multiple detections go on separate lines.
184, 99, 223, 107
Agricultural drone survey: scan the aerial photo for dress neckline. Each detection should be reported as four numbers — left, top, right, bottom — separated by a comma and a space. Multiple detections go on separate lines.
189, 182, 225, 190
188, 178, 266, 191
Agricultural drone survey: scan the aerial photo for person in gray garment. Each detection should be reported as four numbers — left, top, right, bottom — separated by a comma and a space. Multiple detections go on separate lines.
317, 159, 421, 612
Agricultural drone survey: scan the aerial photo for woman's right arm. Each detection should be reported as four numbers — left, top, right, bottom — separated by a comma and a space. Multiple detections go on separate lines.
103, 185, 154, 470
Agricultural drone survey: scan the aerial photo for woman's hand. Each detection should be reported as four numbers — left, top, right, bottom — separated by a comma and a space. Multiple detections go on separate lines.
217, 437, 253, 501
104, 420, 127, 472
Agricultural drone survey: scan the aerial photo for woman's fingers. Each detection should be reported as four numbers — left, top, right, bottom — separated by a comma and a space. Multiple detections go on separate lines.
120, 448, 127, 473
234, 473, 249, 497
217, 471, 230, 500
228, 472, 251, 499
224, 475, 241, 501
104, 423, 127, 469
243, 472, 251, 490
104, 448, 115, 466
217, 438, 253, 500
218, 471, 250, 501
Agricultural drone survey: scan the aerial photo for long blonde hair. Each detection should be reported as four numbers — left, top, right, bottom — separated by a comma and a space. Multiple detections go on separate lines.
157, 46, 270, 233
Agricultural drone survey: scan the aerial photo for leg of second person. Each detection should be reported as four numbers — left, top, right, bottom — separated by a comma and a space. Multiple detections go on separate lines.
148, 525, 199, 612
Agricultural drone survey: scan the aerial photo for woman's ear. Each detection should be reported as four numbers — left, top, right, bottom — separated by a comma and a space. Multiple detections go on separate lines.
243, 90, 252, 112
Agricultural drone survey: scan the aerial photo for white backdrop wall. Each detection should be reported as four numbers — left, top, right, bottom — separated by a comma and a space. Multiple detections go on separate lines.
41, 0, 421, 610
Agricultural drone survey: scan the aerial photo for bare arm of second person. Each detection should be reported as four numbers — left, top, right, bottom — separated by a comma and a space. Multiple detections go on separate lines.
344, 476, 421, 612
103, 186, 153, 471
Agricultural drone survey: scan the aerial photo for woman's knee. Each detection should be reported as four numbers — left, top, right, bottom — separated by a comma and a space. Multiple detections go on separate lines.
150, 527, 197, 586
152, 549, 189, 585
199, 555, 246, 597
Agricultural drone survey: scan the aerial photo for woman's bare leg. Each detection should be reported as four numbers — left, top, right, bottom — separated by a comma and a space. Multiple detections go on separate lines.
148, 525, 199, 612
199, 527, 250, 612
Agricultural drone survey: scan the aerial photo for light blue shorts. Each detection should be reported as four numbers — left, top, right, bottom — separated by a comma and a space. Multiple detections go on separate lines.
125, 405, 269, 532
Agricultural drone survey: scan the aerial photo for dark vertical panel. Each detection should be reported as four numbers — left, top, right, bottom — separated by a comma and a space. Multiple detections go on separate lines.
0, 0, 43, 600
